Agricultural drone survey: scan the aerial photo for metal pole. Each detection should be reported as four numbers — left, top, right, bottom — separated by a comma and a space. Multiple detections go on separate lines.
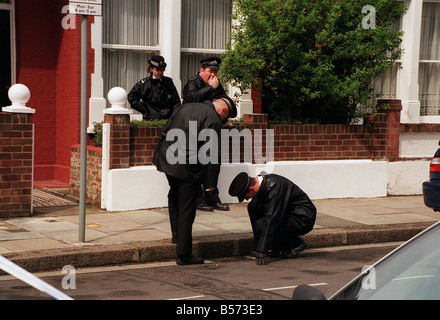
79, 15, 88, 242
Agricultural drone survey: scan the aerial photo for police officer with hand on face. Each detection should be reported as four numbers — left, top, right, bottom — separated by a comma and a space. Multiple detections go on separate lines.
128, 55, 181, 120
229, 172, 317, 265
182, 57, 230, 212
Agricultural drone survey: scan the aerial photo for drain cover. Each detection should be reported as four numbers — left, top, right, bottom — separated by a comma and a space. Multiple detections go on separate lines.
33, 189, 77, 208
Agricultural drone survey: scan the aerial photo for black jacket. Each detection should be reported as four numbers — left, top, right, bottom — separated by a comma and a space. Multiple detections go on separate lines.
182, 74, 227, 103
248, 174, 317, 253
128, 75, 181, 120
153, 101, 224, 182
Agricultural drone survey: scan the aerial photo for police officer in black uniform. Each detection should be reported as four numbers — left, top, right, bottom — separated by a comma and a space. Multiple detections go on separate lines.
153, 96, 237, 265
182, 57, 230, 212
128, 55, 181, 120
229, 172, 317, 265
183, 57, 227, 103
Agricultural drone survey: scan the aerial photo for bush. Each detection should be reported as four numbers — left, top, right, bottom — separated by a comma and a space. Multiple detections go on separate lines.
92, 119, 167, 148
221, 0, 406, 124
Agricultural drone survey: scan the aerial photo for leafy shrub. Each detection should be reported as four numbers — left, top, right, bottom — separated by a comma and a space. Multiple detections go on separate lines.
221, 0, 406, 124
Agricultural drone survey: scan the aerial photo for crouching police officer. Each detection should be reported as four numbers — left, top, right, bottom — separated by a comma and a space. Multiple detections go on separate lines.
229, 172, 317, 265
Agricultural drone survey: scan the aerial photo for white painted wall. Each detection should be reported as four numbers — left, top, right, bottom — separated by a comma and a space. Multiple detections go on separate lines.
400, 132, 440, 158
103, 160, 395, 211
388, 160, 430, 195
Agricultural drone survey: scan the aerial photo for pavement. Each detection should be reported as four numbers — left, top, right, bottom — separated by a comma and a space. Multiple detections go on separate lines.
0, 189, 439, 274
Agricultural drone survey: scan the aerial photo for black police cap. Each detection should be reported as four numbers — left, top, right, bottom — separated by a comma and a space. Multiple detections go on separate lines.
149, 55, 167, 70
200, 57, 222, 70
219, 95, 237, 120
228, 172, 251, 202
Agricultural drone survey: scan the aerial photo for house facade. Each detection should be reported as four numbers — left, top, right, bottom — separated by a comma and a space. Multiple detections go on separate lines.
0, 0, 439, 197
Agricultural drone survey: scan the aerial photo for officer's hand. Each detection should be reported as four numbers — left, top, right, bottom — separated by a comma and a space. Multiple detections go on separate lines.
208, 76, 219, 89
255, 252, 267, 265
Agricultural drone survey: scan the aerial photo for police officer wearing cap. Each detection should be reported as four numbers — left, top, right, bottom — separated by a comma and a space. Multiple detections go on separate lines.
183, 57, 227, 104
128, 55, 181, 120
229, 172, 317, 265
153, 96, 237, 265
182, 57, 231, 212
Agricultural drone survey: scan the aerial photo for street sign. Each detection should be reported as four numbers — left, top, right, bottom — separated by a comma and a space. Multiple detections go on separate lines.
69, 0, 102, 16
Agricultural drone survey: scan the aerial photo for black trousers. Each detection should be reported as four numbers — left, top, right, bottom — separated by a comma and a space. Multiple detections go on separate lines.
248, 201, 314, 252
166, 174, 200, 257
196, 163, 221, 205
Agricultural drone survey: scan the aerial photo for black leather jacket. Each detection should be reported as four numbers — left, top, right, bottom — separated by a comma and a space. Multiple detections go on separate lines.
153, 101, 224, 183
248, 174, 317, 253
128, 75, 181, 120
182, 74, 227, 104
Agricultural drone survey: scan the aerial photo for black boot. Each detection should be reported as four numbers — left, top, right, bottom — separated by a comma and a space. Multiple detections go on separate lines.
205, 189, 230, 211
196, 199, 214, 211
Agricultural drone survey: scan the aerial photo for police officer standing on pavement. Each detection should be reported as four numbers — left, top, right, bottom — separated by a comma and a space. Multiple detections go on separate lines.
229, 172, 317, 265
153, 96, 237, 265
128, 55, 181, 120
182, 57, 230, 212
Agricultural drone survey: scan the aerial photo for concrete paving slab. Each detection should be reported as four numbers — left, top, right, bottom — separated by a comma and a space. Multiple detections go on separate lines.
7, 217, 78, 233
0, 238, 70, 253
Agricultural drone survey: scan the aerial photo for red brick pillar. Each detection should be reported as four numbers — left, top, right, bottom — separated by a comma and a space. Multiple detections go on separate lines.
104, 113, 130, 170
375, 99, 402, 162
0, 112, 34, 218
243, 114, 270, 164
243, 113, 268, 128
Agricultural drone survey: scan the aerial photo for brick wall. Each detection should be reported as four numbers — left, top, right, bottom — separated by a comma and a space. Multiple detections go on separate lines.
125, 106, 399, 166
69, 99, 438, 208
69, 144, 102, 207
0, 113, 33, 218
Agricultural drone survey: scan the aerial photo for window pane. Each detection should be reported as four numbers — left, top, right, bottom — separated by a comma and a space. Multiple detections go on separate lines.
181, 0, 232, 50
180, 0, 232, 90
419, 2, 440, 116
419, 2, 440, 61
373, 63, 399, 100
103, 49, 158, 108
419, 63, 440, 116
103, 0, 159, 46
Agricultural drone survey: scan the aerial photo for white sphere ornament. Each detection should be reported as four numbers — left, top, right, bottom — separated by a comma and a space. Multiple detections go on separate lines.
3, 84, 35, 114
105, 87, 132, 115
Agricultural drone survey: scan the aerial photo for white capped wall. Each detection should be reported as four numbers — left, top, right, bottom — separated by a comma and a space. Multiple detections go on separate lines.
103, 160, 405, 211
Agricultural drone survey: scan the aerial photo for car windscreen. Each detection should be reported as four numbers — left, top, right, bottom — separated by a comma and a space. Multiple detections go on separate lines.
332, 222, 440, 300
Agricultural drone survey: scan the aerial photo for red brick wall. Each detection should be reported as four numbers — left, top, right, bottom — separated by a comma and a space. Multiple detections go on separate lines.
125, 110, 396, 166
69, 144, 102, 207
130, 127, 162, 166
0, 113, 33, 218
16, 0, 95, 185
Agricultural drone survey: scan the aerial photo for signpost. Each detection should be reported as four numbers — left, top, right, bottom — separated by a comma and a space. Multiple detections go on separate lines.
69, 0, 102, 242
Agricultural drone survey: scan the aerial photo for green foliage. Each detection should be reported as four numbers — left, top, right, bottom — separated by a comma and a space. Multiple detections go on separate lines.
130, 119, 168, 127
221, 0, 407, 124
92, 121, 103, 148
91, 119, 167, 148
